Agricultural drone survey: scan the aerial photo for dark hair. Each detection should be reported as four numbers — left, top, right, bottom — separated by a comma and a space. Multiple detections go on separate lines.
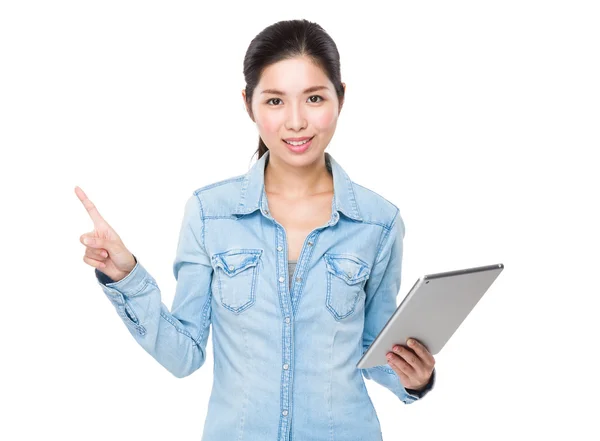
243, 19, 345, 160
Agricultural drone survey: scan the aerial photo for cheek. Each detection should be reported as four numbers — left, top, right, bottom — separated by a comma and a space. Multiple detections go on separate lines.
255, 108, 283, 135
313, 108, 337, 130
259, 118, 280, 134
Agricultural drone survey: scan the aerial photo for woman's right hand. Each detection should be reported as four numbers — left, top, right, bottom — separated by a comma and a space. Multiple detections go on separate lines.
75, 186, 137, 283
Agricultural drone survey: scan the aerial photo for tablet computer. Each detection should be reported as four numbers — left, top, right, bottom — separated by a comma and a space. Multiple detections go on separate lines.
356, 263, 504, 369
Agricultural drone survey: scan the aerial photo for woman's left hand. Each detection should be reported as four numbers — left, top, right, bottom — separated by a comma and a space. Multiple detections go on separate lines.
386, 338, 435, 391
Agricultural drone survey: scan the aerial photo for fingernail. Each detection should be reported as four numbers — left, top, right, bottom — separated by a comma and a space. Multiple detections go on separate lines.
386, 353, 392, 360
84, 238, 90, 245
408, 339, 414, 346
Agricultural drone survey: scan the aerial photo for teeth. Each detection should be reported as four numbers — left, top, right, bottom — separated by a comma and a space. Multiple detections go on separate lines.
285, 138, 310, 146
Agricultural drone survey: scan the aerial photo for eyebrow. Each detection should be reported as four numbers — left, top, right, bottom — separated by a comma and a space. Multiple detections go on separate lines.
260, 86, 329, 95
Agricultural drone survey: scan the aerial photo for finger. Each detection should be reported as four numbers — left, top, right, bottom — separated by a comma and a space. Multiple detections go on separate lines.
85, 247, 108, 260
389, 363, 411, 385
387, 352, 415, 376
83, 255, 106, 268
75, 186, 107, 227
407, 338, 436, 366
80, 234, 109, 250
391, 345, 425, 372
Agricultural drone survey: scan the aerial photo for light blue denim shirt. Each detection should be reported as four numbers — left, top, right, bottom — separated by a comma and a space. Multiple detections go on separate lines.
95, 150, 435, 441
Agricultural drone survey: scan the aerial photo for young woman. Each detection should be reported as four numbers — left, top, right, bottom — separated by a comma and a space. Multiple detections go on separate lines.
76, 19, 436, 441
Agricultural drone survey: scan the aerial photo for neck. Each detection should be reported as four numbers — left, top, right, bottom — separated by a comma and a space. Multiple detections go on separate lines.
264, 153, 333, 199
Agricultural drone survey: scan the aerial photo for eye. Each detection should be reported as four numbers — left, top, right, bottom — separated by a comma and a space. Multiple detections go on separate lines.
266, 96, 324, 106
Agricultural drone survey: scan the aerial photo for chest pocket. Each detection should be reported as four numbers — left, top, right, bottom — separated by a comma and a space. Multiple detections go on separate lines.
324, 253, 371, 320
212, 248, 262, 314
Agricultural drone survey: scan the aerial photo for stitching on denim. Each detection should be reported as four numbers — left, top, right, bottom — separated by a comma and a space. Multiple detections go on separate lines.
324, 253, 371, 281
159, 310, 201, 347
327, 324, 334, 441
195, 193, 207, 249
121, 279, 151, 298
194, 175, 245, 194
237, 322, 251, 441
373, 208, 399, 266
204, 215, 241, 220
216, 252, 259, 314
291, 229, 320, 316
194, 284, 212, 344
325, 271, 361, 321
344, 176, 362, 219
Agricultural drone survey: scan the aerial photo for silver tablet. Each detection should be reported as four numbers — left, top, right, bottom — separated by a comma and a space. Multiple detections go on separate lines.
356, 263, 504, 369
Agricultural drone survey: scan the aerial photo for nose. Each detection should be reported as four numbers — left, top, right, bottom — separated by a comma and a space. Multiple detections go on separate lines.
284, 101, 307, 131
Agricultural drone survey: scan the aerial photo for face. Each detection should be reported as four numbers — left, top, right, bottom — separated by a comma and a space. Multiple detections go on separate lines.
242, 55, 345, 166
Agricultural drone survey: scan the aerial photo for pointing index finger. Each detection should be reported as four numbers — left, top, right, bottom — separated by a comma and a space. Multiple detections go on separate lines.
75, 186, 106, 226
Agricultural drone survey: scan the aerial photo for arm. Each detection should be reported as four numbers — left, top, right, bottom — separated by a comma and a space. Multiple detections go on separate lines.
360, 208, 435, 403
94, 193, 213, 379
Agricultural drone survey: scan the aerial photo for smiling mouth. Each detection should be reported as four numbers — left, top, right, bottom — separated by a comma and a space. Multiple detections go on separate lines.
283, 136, 314, 146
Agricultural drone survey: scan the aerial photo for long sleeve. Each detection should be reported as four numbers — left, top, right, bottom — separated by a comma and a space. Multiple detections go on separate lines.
360, 208, 436, 404
94, 193, 214, 378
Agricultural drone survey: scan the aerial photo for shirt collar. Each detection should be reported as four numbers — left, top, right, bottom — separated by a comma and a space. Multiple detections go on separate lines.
232, 150, 363, 222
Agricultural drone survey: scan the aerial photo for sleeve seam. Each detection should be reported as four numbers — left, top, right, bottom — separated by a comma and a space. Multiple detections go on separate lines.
159, 310, 202, 348
194, 192, 208, 250
374, 207, 399, 267
193, 286, 212, 343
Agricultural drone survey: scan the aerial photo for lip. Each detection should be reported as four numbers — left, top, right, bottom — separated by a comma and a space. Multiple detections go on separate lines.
283, 136, 313, 142
283, 136, 314, 153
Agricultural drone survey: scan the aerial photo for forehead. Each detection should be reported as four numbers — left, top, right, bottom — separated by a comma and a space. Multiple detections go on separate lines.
257, 56, 333, 94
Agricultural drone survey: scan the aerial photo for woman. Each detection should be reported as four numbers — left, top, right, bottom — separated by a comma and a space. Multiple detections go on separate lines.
76, 19, 436, 441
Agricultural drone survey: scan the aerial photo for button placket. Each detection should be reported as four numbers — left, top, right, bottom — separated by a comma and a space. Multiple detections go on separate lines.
273, 221, 293, 437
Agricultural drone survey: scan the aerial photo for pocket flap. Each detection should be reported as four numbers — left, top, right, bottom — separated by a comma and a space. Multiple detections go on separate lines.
324, 253, 371, 285
212, 249, 262, 277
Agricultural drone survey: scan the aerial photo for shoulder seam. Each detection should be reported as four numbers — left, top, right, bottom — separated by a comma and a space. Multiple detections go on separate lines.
193, 175, 245, 195
192, 192, 208, 249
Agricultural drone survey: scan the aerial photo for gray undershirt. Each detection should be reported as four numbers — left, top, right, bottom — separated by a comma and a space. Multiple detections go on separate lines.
288, 260, 297, 289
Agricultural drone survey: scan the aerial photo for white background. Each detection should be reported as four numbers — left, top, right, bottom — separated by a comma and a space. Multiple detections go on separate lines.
1, 1, 598, 440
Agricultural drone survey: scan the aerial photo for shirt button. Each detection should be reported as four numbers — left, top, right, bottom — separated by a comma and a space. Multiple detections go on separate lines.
277, 246, 283, 251
285, 317, 290, 324
282, 410, 288, 416
296, 277, 301, 282
307, 241, 313, 246
283, 363, 289, 370
229, 265, 235, 271
278, 276, 285, 283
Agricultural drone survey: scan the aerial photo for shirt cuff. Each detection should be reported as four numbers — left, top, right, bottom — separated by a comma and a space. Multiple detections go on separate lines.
94, 254, 142, 293
405, 367, 436, 399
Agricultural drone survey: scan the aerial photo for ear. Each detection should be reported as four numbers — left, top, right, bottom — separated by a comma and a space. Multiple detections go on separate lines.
242, 89, 255, 122
339, 82, 346, 113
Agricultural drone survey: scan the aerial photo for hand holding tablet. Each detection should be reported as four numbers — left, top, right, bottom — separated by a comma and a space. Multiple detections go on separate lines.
357, 263, 504, 370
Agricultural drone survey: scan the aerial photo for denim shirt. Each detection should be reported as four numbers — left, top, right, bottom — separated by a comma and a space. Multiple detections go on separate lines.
95, 150, 435, 441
